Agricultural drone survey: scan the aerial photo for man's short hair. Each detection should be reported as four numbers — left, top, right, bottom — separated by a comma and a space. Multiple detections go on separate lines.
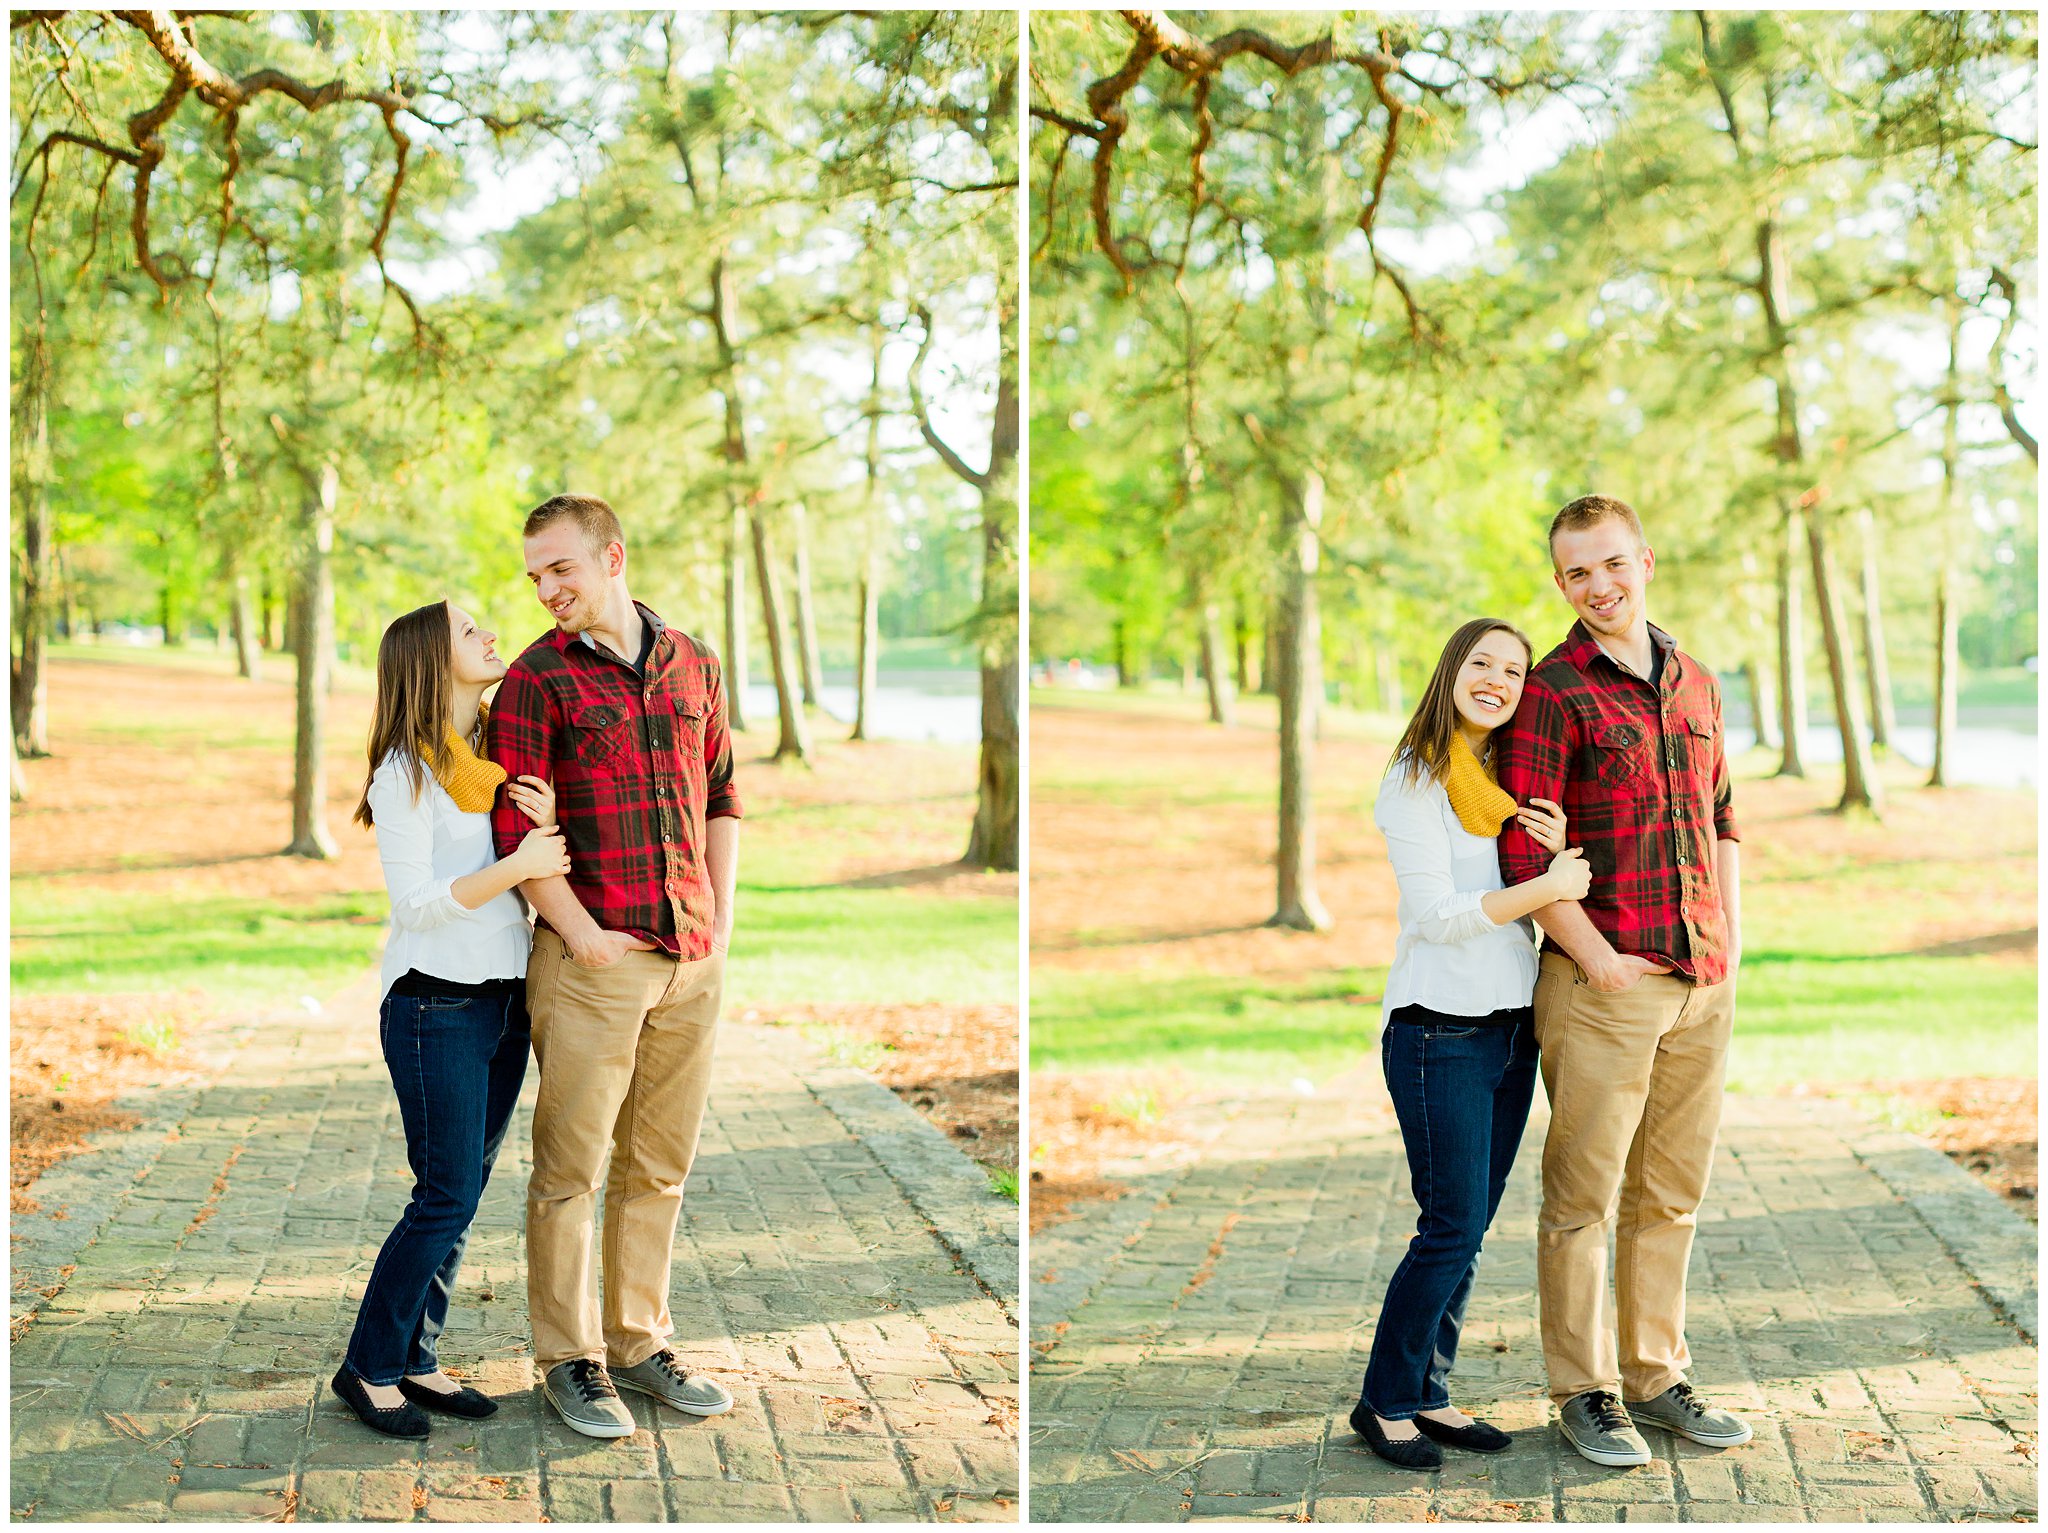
524, 494, 625, 558
1549, 494, 1645, 554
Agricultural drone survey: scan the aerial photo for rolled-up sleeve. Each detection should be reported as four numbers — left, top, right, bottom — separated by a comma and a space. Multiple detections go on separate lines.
486, 665, 554, 859
1495, 679, 1571, 887
369, 762, 467, 933
702, 661, 742, 821
1709, 677, 1740, 842
1375, 767, 1499, 946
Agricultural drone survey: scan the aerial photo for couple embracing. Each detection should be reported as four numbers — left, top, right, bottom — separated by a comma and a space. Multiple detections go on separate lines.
1353, 495, 1748, 1470
332, 494, 740, 1440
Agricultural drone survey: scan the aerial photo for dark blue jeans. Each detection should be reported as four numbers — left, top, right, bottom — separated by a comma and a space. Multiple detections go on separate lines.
343, 981, 530, 1386
1359, 1008, 1538, 1420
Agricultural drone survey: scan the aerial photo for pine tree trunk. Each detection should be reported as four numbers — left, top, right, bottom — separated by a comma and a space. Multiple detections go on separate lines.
1376, 644, 1403, 717
1261, 602, 1283, 697
1113, 619, 1133, 688
963, 327, 1020, 873
1931, 570, 1959, 788
1930, 302, 1964, 788
852, 326, 885, 742
227, 553, 261, 682
790, 499, 825, 709
1804, 508, 1881, 813
1854, 508, 1896, 754
286, 460, 340, 859
13, 335, 54, 758
1775, 505, 1808, 778
723, 501, 750, 733
9, 726, 24, 802
1234, 602, 1255, 694
1199, 599, 1235, 726
750, 505, 811, 764
1271, 468, 1332, 932
1744, 655, 1779, 752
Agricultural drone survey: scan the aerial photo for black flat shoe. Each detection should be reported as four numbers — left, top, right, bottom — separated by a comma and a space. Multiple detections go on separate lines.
1349, 1403, 1443, 1469
331, 1366, 430, 1439
1416, 1413, 1513, 1453
399, 1376, 499, 1419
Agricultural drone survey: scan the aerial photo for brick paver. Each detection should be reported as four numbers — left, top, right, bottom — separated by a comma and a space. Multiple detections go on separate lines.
11, 974, 1018, 1522
1029, 1073, 2037, 1523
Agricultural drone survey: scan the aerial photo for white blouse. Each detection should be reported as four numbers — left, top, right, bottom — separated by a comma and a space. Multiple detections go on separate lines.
1373, 757, 1539, 1020
367, 752, 532, 1000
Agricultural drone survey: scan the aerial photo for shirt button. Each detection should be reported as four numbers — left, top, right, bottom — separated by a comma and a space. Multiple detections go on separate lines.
662, 832, 673, 843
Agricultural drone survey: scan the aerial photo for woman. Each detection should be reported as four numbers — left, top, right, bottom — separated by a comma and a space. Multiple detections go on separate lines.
1349, 617, 1592, 1469
331, 600, 568, 1439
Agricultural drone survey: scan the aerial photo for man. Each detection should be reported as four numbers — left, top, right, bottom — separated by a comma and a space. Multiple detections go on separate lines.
1495, 494, 1748, 1468
487, 494, 742, 1438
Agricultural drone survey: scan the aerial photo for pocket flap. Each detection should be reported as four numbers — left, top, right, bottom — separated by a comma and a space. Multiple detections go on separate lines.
1597, 721, 1644, 750
673, 695, 705, 721
1687, 715, 1716, 739
576, 703, 622, 729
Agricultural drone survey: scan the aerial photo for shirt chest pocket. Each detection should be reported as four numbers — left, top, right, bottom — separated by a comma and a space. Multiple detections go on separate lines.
570, 703, 632, 769
1592, 720, 1651, 789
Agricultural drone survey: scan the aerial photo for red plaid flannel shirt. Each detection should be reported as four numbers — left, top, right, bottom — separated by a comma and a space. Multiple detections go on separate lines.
1496, 620, 1739, 985
486, 603, 740, 959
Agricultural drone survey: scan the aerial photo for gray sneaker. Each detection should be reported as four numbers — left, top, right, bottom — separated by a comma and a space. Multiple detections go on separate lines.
1626, 1381, 1753, 1447
543, 1359, 636, 1438
1559, 1389, 1653, 1467
612, 1348, 734, 1417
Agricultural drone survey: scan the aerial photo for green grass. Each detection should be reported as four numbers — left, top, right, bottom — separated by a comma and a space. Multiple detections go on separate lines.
1031, 955, 2033, 1095
987, 1166, 1020, 1202
727, 885, 1015, 1007
1030, 969, 1388, 1085
14, 885, 388, 1007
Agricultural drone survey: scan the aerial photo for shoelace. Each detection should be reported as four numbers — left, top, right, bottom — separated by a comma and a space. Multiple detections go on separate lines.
1587, 1391, 1633, 1433
1666, 1382, 1706, 1418
646, 1350, 692, 1387
564, 1359, 616, 1404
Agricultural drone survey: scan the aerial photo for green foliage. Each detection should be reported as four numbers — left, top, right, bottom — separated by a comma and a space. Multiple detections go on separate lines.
1029, 11, 2038, 701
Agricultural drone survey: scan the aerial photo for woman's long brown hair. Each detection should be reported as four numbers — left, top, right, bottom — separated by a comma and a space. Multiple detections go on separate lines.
1386, 617, 1534, 789
353, 600, 455, 827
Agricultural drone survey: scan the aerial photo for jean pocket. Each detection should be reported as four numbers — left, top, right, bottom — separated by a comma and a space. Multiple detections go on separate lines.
1422, 1023, 1482, 1040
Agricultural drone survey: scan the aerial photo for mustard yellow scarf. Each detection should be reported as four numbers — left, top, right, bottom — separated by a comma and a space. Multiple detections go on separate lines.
1445, 732, 1517, 837
432, 708, 506, 812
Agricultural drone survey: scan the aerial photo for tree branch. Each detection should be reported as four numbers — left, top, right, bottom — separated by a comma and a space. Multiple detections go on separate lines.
908, 303, 989, 489
1986, 265, 2038, 462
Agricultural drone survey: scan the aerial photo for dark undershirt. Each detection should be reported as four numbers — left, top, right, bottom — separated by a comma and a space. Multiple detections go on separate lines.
1386, 1002, 1533, 1029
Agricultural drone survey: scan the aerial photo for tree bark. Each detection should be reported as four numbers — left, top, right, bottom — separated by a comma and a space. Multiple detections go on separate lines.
852, 324, 885, 742
1854, 508, 1896, 753
1233, 600, 1255, 693
1744, 655, 1778, 752
1270, 467, 1332, 932
723, 500, 750, 733
1198, 597, 1235, 726
750, 505, 811, 764
1931, 301, 1965, 787
1113, 619, 1133, 687
9, 726, 24, 802
962, 325, 1020, 873
12, 330, 54, 758
789, 499, 825, 709
1775, 507, 1808, 776
285, 459, 340, 859
226, 551, 261, 681
1804, 506, 1881, 813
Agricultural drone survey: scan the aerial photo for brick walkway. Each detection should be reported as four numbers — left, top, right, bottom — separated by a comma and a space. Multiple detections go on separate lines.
1029, 1074, 2037, 1523
10, 973, 1019, 1522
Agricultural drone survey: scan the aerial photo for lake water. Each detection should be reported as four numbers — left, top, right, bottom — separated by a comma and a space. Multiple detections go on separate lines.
741, 668, 981, 746
1725, 718, 2037, 790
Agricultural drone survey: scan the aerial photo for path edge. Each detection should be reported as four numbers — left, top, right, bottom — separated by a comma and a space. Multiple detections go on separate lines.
800, 1051, 1021, 1315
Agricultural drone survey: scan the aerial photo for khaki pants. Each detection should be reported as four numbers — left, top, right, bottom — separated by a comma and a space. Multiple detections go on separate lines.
1532, 950, 1735, 1406
525, 927, 724, 1372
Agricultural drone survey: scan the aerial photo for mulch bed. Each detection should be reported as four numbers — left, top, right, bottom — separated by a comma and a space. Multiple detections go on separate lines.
10, 992, 214, 1215
744, 1002, 1020, 1175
